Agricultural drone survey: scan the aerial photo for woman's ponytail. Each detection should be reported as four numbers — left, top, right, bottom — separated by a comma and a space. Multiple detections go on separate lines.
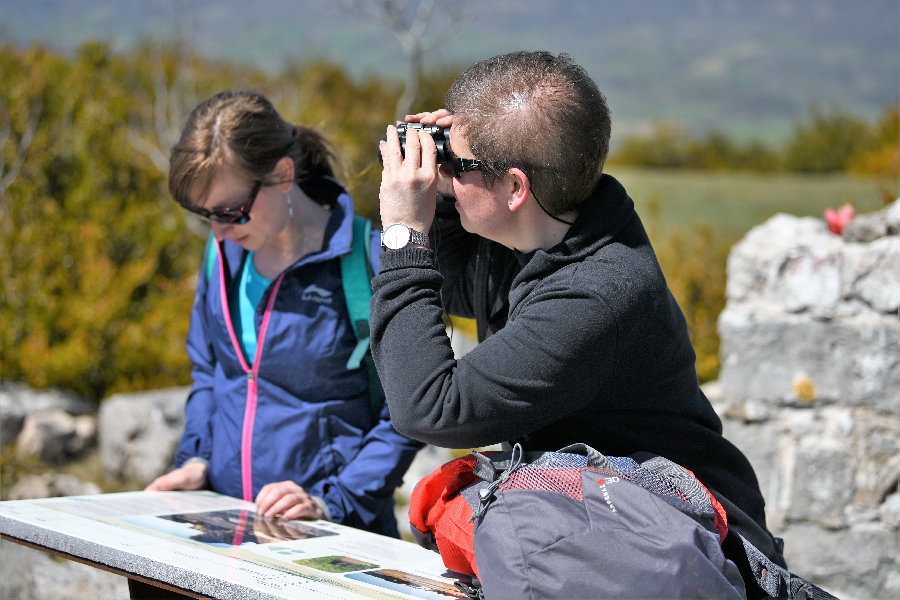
292, 124, 337, 180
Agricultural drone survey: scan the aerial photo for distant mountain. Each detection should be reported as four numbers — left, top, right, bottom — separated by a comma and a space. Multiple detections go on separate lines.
1, 0, 897, 143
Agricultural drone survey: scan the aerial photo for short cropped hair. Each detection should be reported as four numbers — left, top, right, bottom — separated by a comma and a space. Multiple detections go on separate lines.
168, 91, 337, 209
444, 51, 611, 215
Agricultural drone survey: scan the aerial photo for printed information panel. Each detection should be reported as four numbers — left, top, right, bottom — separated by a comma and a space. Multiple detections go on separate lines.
0, 491, 466, 600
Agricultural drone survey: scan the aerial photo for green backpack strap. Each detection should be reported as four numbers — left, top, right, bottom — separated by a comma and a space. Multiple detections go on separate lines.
204, 231, 218, 283
341, 216, 373, 369
340, 216, 383, 414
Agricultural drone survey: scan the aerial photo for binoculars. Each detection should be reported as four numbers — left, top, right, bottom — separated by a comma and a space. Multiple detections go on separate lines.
377, 122, 452, 164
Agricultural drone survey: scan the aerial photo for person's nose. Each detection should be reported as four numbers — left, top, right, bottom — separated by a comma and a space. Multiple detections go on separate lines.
210, 221, 232, 240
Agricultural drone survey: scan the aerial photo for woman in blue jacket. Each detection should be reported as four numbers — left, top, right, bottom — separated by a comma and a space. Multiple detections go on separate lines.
146, 91, 421, 537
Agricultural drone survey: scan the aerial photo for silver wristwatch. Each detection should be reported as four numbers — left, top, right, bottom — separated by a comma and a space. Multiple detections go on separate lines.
381, 223, 430, 250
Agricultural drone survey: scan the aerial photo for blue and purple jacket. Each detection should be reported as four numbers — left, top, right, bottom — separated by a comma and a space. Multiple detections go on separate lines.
175, 184, 422, 536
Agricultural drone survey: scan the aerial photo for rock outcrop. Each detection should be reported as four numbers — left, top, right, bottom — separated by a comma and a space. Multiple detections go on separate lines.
16, 410, 97, 464
716, 200, 900, 600
7, 473, 102, 500
0, 382, 95, 450
98, 387, 189, 486
0, 539, 128, 600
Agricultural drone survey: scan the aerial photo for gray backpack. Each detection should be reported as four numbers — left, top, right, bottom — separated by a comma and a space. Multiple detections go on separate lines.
409, 443, 838, 600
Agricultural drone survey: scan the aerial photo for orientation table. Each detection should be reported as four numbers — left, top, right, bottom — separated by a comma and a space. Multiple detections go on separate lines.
0, 491, 467, 600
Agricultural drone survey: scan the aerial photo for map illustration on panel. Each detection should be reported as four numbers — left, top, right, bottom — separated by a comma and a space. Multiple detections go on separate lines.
125, 509, 338, 547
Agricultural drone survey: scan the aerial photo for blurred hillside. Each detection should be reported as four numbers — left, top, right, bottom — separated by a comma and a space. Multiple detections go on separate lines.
1, 0, 897, 144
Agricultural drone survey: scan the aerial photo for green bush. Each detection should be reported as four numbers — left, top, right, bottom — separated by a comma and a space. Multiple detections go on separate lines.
611, 124, 780, 171
849, 99, 900, 179
1, 43, 205, 401
639, 196, 732, 383
610, 101, 897, 175
656, 225, 733, 383
783, 105, 878, 172
0, 40, 460, 402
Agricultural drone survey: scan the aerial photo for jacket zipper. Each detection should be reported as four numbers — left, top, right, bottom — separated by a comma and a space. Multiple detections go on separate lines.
216, 244, 285, 502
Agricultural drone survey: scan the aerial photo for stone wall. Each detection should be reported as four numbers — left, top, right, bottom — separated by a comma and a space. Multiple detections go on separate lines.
714, 201, 900, 600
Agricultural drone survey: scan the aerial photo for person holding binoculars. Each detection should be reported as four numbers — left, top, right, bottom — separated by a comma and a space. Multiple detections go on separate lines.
369, 50, 786, 577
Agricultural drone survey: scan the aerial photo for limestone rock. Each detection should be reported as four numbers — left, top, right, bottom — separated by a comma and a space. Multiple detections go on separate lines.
98, 387, 189, 485
719, 307, 900, 412
693, 202, 900, 598
15, 410, 97, 464
0, 382, 94, 448
842, 198, 900, 243
779, 521, 900, 600
719, 403, 900, 599
722, 406, 900, 527
725, 209, 900, 316
785, 412, 855, 526
843, 211, 888, 243
719, 209, 900, 412
7, 473, 102, 500
724, 214, 843, 312
0, 539, 128, 600
842, 235, 900, 313
879, 491, 900, 528
720, 412, 781, 511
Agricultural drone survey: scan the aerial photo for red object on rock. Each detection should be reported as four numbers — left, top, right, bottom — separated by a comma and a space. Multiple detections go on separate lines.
824, 203, 855, 234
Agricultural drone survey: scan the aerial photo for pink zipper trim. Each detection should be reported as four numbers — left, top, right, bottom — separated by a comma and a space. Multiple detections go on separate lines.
232, 509, 249, 546
216, 244, 285, 502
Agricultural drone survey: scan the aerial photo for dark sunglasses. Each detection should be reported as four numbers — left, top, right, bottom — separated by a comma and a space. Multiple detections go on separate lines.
448, 156, 484, 178
442, 146, 485, 178
187, 181, 264, 225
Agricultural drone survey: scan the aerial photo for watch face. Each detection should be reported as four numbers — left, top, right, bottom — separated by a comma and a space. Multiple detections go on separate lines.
383, 224, 411, 249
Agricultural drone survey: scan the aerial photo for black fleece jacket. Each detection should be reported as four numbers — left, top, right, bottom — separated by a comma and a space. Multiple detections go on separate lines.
371, 174, 782, 564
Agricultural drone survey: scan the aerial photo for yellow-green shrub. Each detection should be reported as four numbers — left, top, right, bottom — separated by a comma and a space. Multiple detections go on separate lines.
0, 41, 460, 402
